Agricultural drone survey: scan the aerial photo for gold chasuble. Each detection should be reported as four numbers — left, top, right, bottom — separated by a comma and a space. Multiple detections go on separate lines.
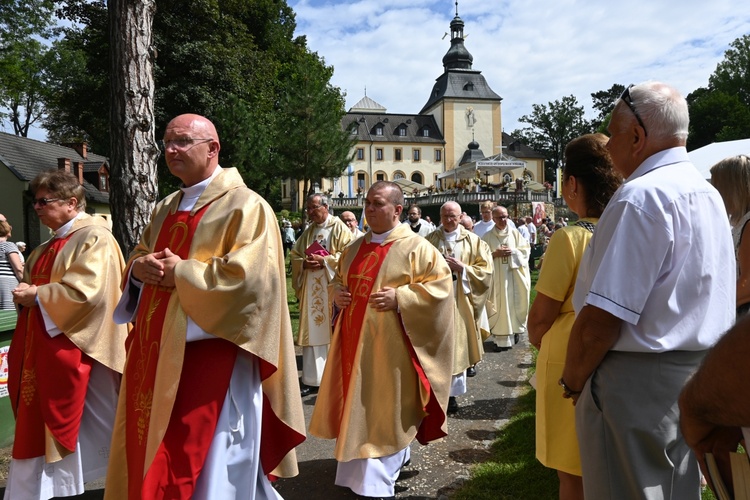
123, 204, 239, 499
290, 215, 353, 346
426, 227, 494, 374
8, 214, 127, 463
106, 168, 305, 498
310, 224, 455, 462
482, 226, 531, 343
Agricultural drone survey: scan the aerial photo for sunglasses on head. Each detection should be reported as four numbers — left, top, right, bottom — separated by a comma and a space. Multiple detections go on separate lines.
620, 85, 648, 136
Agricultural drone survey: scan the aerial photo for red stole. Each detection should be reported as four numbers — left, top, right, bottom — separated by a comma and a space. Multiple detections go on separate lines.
8, 234, 94, 459
341, 241, 393, 399
340, 239, 446, 444
124, 205, 238, 500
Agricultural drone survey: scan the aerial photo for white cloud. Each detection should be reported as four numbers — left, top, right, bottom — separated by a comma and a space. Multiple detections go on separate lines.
290, 0, 750, 131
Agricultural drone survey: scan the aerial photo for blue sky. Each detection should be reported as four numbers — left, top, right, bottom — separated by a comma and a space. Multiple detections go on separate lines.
8, 0, 750, 142
289, 0, 750, 132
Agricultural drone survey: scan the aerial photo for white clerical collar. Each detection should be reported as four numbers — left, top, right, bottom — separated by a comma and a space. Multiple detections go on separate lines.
316, 214, 332, 228
442, 227, 460, 241
370, 225, 397, 244
179, 166, 222, 211
55, 212, 84, 239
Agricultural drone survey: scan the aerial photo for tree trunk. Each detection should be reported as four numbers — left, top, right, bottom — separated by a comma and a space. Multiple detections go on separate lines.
108, 0, 159, 256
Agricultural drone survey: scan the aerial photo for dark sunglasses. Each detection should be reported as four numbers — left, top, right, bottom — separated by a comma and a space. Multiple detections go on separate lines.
33, 198, 61, 207
620, 85, 648, 136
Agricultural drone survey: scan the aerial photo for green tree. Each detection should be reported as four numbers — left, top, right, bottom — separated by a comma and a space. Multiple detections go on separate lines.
590, 83, 625, 131
213, 94, 281, 204
0, 0, 58, 136
687, 34, 750, 150
0, 0, 57, 41
275, 49, 356, 208
44, 0, 110, 153
710, 34, 750, 108
0, 39, 54, 136
512, 95, 592, 181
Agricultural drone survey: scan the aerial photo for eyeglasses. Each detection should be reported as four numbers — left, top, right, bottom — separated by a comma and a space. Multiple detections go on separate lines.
159, 138, 213, 150
493, 215, 509, 220
33, 198, 61, 207
305, 205, 324, 212
619, 85, 648, 136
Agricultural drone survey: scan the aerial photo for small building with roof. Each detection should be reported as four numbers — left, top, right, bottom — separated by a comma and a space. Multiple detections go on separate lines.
0, 132, 113, 249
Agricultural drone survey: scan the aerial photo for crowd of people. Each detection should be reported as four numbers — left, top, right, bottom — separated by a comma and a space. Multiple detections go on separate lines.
3, 80, 750, 500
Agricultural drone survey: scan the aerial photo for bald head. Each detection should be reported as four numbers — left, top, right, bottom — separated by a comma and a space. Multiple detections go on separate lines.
340, 211, 359, 232
163, 114, 221, 186
440, 201, 461, 232
492, 206, 509, 230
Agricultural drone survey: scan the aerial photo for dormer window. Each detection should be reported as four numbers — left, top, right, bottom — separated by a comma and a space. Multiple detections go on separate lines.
463, 82, 474, 91
99, 173, 109, 192
398, 127, 407, 137
422, 128, 430, 137
374, 124, 384, 136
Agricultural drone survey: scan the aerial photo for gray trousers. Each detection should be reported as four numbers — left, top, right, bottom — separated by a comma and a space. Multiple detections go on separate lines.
576, 350, 706, 500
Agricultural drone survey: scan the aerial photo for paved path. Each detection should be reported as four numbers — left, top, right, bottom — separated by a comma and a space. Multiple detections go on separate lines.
0, 339, 532, 500
276, 338, 532, 499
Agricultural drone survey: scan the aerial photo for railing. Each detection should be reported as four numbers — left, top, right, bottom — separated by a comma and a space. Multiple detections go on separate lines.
329, 188, 559, 209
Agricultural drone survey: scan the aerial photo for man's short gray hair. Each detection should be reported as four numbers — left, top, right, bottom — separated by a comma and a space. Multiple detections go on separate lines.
307, 193, 329, 207
625, 82, 689, 143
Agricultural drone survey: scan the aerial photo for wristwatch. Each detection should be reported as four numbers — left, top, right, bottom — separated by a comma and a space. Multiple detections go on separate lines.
558, 378, 581, 399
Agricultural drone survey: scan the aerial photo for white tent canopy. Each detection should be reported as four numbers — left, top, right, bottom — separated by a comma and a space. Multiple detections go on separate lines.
392, 177, 430, 192
438, 152, 526, 180
688, 138, 750, 179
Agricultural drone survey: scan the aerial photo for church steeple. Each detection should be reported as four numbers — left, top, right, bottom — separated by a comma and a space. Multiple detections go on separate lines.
442, 1, 473, 71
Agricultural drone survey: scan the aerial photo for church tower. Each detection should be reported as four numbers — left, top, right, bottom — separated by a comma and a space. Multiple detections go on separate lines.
421, 2, 503, 172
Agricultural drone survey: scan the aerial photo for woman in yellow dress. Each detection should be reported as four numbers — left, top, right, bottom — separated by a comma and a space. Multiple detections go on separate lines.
529, 133, 622, 500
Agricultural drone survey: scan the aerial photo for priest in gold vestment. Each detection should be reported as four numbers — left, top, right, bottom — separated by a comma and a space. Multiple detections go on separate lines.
482, 205, 531, 350
106, 114, 305, 500
426, 201, 494, 414
6, 169, 127, 500
290, 193, 353, 396
310, 181, 454, 499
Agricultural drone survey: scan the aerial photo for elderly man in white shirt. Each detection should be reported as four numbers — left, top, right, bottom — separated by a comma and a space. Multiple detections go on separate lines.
561, 82, 735, 500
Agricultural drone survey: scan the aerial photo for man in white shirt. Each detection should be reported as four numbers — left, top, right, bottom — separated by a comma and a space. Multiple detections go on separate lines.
524, 216, 537, 270
561, 82, 735, 499
516, 217, 530, 243
472, 200, 495, 238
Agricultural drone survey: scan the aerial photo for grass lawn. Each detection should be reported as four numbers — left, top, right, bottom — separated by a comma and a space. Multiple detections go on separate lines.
452, 268, 560, 499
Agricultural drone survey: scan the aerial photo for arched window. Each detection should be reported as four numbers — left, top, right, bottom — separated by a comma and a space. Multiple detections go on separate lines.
393, 171, 406, 180
523, 169, 533, 182
411, 172, 423, 184
357, 171, 368, 190
503, 173, 513, 184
